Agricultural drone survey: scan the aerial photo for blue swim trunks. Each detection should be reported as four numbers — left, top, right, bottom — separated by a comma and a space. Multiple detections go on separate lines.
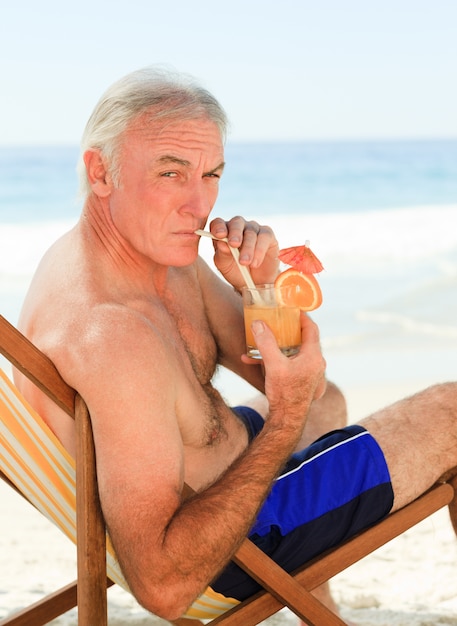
213, 407, 394, 601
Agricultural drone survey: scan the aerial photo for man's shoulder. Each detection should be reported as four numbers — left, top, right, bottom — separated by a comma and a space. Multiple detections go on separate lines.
69, 302, 166, 354
41, 301, 169, 388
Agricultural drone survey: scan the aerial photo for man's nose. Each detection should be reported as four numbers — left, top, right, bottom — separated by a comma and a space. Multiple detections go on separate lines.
180, 180, 215, 218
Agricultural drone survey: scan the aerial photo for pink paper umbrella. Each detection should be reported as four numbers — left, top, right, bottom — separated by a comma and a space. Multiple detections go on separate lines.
278, 241, 324, 274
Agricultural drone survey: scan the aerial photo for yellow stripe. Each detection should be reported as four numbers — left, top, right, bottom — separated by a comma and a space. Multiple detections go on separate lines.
185, 585, 239, 618
0, 380, 76, 539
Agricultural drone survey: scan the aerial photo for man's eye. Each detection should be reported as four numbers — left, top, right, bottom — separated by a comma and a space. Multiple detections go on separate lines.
161, 171, 177, 178
204, 173, 220, 179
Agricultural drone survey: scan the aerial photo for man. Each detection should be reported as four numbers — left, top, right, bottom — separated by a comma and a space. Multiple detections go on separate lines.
16, 66, 457, 624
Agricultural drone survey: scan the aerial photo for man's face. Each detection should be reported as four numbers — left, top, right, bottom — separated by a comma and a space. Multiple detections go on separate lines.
107, 115, 225, 267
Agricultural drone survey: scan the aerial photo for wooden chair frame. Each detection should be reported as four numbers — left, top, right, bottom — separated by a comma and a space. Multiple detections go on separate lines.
1, 313, 456, 626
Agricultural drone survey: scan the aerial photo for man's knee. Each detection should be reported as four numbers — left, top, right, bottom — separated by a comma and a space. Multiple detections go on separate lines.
429, 381, 457, 406
410, 381, 457, 425
297, 381, 348, 448
311, 380, 348, 428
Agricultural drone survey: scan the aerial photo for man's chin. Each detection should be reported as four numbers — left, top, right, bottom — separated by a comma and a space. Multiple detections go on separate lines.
164, 248, 199, 268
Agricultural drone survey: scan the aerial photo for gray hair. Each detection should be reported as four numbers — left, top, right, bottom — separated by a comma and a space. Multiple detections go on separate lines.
77, 65, 229, 197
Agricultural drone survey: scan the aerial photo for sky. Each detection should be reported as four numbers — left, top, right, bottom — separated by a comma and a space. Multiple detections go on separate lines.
1, 0, 456, 145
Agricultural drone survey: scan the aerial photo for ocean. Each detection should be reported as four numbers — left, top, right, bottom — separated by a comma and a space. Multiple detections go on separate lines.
1, 140, 456, 396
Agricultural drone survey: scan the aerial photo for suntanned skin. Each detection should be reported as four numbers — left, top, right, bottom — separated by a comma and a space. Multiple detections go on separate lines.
16, 115, 457, 623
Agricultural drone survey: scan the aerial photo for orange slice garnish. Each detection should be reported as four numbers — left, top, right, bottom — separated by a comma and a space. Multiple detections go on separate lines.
274, 268, 323, 311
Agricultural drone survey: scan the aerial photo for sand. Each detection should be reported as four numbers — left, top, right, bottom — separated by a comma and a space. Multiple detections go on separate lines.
1, 376, 457, 625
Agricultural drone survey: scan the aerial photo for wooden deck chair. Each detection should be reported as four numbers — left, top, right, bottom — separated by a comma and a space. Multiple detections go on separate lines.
1, 313, 456, 626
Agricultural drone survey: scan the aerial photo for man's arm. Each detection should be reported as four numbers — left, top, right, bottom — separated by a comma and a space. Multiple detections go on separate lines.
68, 309, 325, 621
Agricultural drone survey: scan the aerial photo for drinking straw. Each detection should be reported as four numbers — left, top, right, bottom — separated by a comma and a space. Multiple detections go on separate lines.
195, 230, 262, 301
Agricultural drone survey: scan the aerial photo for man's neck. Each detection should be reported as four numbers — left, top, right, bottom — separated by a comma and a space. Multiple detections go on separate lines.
80, 197, 169, 294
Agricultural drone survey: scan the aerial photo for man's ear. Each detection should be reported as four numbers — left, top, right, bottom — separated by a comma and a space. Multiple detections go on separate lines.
83, 149, 113, 197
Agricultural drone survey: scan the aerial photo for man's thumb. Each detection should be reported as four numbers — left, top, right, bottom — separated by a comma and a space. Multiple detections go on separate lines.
251, 320, 278, 358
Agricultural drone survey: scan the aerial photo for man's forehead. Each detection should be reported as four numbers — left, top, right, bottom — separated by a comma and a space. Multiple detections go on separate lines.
121, 116, 224, 168
127, 114, 222, 143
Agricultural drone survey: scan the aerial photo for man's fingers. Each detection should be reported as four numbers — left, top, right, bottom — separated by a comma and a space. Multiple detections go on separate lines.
299, 312, 321, 348
251, 320, 281, 362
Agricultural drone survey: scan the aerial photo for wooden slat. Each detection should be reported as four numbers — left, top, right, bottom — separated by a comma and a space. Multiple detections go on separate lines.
75, 394, 108, 625
0, 582, 78, 626
232, 540, 345, 626
448, 472, 457, 535
0, 315, 75, 417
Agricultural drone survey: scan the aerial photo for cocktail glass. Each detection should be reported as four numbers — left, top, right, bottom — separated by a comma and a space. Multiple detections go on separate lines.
242, 284, 301, 359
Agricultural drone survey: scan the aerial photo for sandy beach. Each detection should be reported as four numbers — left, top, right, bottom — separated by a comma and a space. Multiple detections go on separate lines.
1, 371, 456, 626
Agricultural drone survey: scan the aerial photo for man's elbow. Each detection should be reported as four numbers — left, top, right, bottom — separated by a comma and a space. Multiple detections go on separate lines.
129, 577, 202, 621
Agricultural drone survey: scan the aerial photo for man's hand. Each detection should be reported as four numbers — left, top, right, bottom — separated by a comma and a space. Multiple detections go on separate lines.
242, 313, 327, 437
208, 216, 280, 291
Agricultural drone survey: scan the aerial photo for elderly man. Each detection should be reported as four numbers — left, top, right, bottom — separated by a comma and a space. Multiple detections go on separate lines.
16, 66, 457, 624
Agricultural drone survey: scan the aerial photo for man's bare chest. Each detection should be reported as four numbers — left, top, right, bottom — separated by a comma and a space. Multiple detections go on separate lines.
162, 290, 218, 386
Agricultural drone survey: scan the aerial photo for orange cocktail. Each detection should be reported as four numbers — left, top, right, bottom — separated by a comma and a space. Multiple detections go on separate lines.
242, 284, 301, 359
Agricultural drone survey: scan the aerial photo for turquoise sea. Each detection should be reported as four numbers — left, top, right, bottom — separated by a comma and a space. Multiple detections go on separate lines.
1, 140, 457, 222
1, 139, 456, 393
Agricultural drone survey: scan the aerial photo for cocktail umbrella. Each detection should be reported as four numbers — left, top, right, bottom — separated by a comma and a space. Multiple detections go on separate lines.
278, 241, 324, 274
